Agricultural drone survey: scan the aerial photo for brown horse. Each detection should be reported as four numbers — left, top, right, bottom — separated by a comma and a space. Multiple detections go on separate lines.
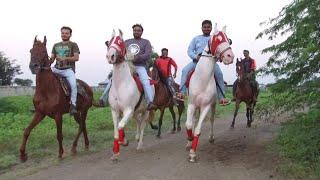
149, 65, 185, 138
231, 58, 258, 128
20, 36, 93, 162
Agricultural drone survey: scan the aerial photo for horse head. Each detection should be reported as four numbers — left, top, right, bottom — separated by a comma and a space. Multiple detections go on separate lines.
208, 24, 234, 65
105, 29, 127, 64
236, 58, 245, 82
149, 65, 160, 81
29, 36, 50, 74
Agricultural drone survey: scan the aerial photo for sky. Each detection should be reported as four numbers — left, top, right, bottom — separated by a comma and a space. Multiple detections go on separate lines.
0, 0, 292, 86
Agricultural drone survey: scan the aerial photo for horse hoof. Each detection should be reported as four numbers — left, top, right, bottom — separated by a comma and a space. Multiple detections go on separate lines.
71, 147, 77, 155
156, 134, 161, 138
186, 141, 192, 151
188, 153, 197, 163
177, 127, 181, 132
209, 137, 215, 144
120, 139, 129, 146
170, 129, 176, 134
247, 124, 251, 128
85, 145, 89, 151
20, 153, 28, 162
230, 125, 235, 129
110, 153, 119, 162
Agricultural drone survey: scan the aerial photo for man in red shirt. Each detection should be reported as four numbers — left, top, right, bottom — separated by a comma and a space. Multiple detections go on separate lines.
154, 48, 183, 103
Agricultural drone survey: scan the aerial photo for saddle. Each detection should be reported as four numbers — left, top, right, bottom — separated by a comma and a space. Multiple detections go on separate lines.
56, 76, 88, 98
132, 73, 157, 93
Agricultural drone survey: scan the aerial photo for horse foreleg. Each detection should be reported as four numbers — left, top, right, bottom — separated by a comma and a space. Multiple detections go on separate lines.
54, 114, 64, 158
111, 109, 120, 161
246, 105, 251, 128
189, 105, 210, 163
20, 112, 45, 162
209, 103, 216, 143
157, 109, 165, 138
231, 101, 240, 128
185, 104, 196, 151
169, 106, 176, 133
118, 109, 133, 146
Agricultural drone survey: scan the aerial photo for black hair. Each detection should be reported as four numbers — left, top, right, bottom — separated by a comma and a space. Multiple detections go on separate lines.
132, 24, 144, 32
161, 48, 168, 52
202, 20, 212, 26
243, 50, 250, 53
61, 26, 72, 34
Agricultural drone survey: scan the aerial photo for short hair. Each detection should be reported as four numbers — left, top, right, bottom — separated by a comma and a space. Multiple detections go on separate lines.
243, 50, 250, 53
161, 48, 168, 52
202, 20, 212, 26
61, 26, 72, 34
132, 24, 144, 32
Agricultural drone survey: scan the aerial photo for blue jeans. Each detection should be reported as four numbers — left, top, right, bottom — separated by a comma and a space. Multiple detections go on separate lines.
52, 67, 77, 106
180, 61, 225, 100
136, 66, 154, 103
99, 79, 112, 106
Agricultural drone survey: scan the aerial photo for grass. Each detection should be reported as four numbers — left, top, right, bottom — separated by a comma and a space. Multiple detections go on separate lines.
269, 108, 320, 179
0, 90, 249, 176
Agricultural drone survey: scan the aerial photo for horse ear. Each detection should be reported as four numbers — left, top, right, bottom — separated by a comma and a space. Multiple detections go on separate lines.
222, 26, 227, 33
237, 58, 240, 63
214, 23, 218, 34
112, 29, 116, 37
34, 36, 38, 44
43, 36, 47, 46
105, 41, 109, 48
118, 29, 123, 38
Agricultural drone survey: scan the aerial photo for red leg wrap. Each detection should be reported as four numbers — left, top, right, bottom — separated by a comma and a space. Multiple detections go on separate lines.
191, 135, 199, 151
113, 139, 119, 154
186, 129, 194, 141
118, 128, 125, 143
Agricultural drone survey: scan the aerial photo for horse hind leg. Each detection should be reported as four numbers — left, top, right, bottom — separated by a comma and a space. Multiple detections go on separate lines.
20, 112, 45, 162
137, 112, 148, 151
209, 103, 216, 143
71, 113, 83, 155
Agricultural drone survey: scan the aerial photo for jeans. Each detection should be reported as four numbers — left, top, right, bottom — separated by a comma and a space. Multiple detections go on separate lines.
100, 79, 112, 106
52, 67, 77, 106
135, 66, 154, 104
180, 61, 225, 100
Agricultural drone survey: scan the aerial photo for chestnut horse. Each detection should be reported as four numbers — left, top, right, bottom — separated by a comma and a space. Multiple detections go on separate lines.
231, 58, 258, 128
149, 65, 185, 138
20, 36, 93, 162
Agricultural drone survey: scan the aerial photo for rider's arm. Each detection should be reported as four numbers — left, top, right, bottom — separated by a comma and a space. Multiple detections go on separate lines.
170, 58, 178, 75
134, 40, 152, 64
187, 38, 197, 61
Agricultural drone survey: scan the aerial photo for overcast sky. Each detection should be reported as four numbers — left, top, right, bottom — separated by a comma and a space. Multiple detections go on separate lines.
0, 0, 292, 86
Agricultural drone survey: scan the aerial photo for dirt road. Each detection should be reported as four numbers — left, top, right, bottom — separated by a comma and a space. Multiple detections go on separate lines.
20, 115, 284, 180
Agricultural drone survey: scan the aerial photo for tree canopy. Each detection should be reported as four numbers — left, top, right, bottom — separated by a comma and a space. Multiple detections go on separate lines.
0, 52, 22, 85
256, 0, 320, 113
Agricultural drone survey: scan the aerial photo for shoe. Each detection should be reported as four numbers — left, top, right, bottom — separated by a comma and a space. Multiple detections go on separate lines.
147, 103, 157, 110
175, 92, 185, 101
173, 95, 184, 102
219, 99, 231, 106
70, 104, 78, 115
231, 97, 236, 102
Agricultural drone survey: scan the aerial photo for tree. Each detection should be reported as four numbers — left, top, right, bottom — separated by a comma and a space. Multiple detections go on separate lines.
256, 0, 320, 115
14, 78, 33, 86
0, 52, 22, 85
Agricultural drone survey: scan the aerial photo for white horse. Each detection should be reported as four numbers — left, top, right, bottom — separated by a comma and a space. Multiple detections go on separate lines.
106, 29, 153, 161
185, 25, 234, 162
